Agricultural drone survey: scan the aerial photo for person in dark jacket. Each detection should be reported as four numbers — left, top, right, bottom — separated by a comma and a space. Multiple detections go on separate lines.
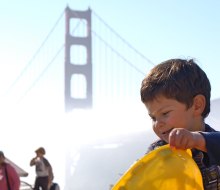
30, 147, 54, 190
140, 58, 220, 190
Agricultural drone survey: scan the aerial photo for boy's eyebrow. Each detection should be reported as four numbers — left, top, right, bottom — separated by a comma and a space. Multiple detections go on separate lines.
148, 105, 172, 116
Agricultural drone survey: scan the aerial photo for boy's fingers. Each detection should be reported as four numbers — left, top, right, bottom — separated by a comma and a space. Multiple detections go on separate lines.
169, 129, 176, 148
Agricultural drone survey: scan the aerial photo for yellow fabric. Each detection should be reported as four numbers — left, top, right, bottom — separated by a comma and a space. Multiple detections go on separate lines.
112, 144, 204, 190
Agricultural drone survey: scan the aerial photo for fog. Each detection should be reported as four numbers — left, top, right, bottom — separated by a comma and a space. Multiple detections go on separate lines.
1, 101, 156, 190
1, 98, 219, 190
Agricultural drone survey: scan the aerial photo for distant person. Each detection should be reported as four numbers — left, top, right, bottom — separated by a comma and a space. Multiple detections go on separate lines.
140, 58, 220, 189
0, 151, 20, 190
30, 147, 54, 190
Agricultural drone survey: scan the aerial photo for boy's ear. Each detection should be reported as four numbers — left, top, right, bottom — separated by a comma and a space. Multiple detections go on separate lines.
193, 94, 206, 116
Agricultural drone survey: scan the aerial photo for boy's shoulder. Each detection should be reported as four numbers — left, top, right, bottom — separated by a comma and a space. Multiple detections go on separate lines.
205, 124, 217, 132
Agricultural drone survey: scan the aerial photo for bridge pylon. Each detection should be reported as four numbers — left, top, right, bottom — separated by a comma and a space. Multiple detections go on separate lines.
65, 6, 92, 112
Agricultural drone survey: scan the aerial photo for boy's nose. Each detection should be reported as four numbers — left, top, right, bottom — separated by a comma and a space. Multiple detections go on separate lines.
155, 119, 164, 129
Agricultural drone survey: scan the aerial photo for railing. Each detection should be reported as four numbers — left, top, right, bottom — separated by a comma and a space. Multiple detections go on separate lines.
20, 181, 33, 190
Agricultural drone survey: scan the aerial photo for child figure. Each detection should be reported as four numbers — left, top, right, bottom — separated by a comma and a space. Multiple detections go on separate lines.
140, 58, 220, 190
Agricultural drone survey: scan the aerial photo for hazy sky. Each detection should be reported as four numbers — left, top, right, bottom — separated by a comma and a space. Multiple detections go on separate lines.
1, 0, 220, 189
1, 0, 220, 100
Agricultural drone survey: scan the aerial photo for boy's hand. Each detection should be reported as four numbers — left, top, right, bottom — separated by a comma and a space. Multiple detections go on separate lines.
169, 128, 207, 152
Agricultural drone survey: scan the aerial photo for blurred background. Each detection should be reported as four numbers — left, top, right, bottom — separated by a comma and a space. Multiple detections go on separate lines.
1, 1, 220, 189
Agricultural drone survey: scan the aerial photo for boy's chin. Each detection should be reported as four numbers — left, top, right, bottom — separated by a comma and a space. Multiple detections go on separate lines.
161, 137, 169, 144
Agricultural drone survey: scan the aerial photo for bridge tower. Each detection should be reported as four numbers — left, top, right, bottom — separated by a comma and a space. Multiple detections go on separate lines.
65, 6, 92, 112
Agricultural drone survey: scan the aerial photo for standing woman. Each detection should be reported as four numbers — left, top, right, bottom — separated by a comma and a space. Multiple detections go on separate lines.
30, 147, 53, 190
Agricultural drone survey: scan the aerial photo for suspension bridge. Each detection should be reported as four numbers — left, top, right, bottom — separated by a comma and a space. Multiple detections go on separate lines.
2, 6, 157, 190
5, 6, 154, 113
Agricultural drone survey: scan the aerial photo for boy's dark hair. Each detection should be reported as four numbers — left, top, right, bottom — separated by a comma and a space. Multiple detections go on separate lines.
140, 59, 211, 118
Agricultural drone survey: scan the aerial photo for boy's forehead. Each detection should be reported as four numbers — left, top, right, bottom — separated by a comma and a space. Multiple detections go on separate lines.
146, 95, 171, 104
145, 96, 177, 112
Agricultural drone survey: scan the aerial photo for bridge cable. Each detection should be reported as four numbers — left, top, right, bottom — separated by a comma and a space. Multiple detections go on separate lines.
92, 10, 155, 67
92, 30, 146, 76
18, 44, 65, 102
5, 9, 65, 96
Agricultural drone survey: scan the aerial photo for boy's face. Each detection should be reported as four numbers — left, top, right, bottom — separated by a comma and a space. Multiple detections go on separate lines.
144, 96, 197, 143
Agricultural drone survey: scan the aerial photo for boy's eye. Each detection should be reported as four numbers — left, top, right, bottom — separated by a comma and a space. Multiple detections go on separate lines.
150, 116, 156, 122
163, 111, 169, 116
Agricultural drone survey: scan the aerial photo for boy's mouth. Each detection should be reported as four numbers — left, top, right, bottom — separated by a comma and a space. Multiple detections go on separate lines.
162, 128, 173, 135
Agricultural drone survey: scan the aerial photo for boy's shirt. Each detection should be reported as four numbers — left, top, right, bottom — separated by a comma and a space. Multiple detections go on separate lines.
200, 124, 220, 165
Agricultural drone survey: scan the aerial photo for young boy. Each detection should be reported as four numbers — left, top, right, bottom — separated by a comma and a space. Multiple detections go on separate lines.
140, 58, 220, 189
